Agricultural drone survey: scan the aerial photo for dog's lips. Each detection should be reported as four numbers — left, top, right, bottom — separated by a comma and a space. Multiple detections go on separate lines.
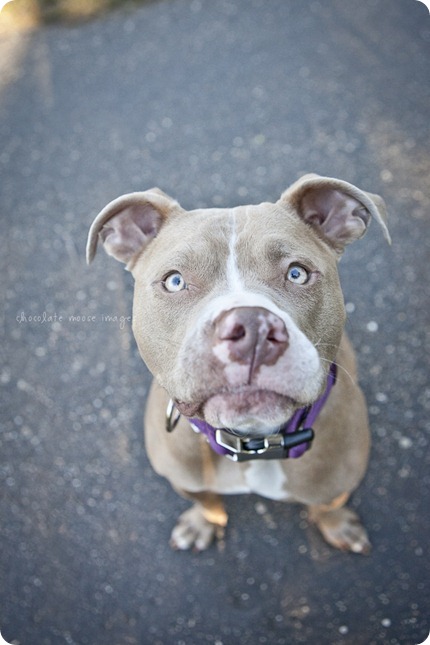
175, 387, 298, 432
209, 387, 296, 412
174, 399, 202, 418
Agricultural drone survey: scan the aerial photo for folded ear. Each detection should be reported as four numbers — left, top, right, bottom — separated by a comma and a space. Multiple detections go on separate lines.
280, 174, 391, 254
86, 188, 182, 269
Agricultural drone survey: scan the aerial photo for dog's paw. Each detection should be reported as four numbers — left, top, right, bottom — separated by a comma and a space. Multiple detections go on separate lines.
169, 506, 224, 552
309, 506, 371, 555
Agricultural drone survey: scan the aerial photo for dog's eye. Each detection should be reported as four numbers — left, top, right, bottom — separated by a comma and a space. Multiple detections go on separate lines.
287, 265, 309, 285
163, 272, 187, 293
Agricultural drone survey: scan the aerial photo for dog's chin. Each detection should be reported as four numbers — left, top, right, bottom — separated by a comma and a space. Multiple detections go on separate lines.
203, 390, 296, 437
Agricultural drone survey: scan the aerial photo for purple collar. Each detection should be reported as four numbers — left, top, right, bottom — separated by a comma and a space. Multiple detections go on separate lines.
167, 364, 337, 462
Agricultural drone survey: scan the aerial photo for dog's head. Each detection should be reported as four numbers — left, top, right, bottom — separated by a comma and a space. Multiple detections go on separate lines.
87, 174, 389, 435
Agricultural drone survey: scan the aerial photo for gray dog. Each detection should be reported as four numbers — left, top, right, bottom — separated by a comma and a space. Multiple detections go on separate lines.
87, 174, 390, 553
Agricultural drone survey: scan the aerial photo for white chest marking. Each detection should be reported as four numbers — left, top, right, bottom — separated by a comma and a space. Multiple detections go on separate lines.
244, 460, 289, 501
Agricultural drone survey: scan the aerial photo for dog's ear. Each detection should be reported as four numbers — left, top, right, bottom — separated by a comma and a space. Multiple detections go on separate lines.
280, 174, 391, 254
86, 188, 182, 269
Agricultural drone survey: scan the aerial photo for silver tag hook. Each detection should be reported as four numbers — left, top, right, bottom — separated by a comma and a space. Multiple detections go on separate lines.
166, 399, 181, 433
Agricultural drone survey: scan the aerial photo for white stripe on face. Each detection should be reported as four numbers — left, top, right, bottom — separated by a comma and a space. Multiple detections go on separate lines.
225, 209, 244, 292
202, 209, 282, 326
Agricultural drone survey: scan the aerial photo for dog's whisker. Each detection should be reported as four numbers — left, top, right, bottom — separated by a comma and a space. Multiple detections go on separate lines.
319, 356, 355, 386
315, 340, 341, 349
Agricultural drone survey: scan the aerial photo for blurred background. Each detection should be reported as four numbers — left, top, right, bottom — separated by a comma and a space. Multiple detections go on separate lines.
0, 0, 149, 25
1, 0, 429, 643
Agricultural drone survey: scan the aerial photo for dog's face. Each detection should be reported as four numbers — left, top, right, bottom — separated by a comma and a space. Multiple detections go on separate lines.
130, 203, 343, 434
87, 175, 390, 435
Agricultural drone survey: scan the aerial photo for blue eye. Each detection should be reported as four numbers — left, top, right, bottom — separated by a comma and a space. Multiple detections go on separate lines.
163, 272, 187, 293
287, 265, 309, 285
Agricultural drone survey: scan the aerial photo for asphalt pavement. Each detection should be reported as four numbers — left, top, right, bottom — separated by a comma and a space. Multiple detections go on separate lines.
1, 0, 429, 643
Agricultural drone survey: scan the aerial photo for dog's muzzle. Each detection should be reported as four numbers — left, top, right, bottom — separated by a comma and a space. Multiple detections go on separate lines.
165, 363, 337, 462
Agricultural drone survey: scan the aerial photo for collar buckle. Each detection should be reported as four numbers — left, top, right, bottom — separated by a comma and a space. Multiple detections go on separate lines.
215, 427, 314, 462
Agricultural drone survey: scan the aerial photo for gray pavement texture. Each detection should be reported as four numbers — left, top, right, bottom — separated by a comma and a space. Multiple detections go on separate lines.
1, 0, 429, 643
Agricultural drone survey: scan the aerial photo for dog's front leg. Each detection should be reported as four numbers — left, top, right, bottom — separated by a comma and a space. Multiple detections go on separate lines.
169, 490, 228, 551
308, 493, 371, 554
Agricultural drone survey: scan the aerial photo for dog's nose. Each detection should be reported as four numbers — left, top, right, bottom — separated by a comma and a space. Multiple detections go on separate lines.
214, 307, 289, 376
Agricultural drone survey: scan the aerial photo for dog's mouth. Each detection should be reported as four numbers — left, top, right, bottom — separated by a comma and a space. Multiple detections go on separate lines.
175, 387, 298, 436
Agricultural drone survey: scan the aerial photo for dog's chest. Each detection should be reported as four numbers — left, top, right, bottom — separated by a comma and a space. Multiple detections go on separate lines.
245, 460, 290, 500
211, 458, 290, 501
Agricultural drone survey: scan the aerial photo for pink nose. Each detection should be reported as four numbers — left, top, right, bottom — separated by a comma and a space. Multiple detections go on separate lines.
214, 307, 289, 377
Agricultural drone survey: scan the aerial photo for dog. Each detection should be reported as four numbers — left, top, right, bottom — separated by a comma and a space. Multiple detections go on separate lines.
87, 173, 390, 553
